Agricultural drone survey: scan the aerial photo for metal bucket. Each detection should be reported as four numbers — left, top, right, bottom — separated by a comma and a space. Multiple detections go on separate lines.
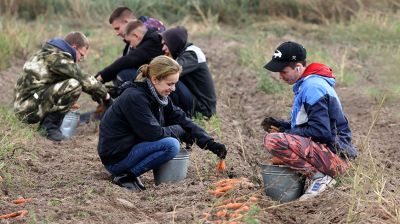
60, 111, 80, 139
153, 151, 190, 186
261, 163, 305, 202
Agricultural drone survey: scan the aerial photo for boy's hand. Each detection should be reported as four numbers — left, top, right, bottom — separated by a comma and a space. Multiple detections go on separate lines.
261, 117, 285, 132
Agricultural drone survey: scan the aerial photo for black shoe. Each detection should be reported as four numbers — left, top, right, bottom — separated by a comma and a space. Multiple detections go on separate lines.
134, 176, 146, 190
112, 174, 143, 191
40, 112, 66, 142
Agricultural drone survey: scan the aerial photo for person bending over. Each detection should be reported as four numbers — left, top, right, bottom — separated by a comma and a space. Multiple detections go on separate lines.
14, 31, 110, 141
98, 55, 227, 190
161, 26, 217, 118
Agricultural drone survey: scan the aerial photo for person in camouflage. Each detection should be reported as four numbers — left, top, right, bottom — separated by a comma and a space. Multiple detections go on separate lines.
262, 41, 358, 201
14, 31, 110, 141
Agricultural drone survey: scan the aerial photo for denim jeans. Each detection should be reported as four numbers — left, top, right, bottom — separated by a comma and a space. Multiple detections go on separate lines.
106, 137, 180, 177
113, 68, 138, 87
169, 81, 195, 117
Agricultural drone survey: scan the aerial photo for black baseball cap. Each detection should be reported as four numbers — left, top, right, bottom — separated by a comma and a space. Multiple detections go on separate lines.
264, 41, 307, 72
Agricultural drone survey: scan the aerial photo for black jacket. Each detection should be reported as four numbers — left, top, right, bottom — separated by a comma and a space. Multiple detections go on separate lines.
97, 30, 163, 82
98, 82, 213, 165
177, 43, 217, 117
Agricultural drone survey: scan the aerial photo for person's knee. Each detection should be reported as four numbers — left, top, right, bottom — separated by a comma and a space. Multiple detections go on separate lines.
162, 137, 180, 156
263, 133, 284, 153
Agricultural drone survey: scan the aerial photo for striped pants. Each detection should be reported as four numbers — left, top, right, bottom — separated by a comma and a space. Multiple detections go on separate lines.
264, 133, 349, 178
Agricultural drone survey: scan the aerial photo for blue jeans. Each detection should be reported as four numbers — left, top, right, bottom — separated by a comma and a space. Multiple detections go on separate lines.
105, 137, 180, 177
169, 81, 195, 117
113, 68, 138, 87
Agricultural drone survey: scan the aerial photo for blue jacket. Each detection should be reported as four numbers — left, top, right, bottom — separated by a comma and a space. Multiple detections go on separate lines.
284, 63, 358, 158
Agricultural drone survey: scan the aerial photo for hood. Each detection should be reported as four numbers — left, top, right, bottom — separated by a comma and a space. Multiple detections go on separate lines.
47, 38, 77, 62
161, 26, 188, 59
301, 62, 335, 79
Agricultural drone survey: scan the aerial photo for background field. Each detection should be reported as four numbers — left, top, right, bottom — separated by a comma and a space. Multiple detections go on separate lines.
0, 1, 399, 223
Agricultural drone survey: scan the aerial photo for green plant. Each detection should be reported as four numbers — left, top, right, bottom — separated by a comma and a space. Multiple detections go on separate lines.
243, 204, 261, 224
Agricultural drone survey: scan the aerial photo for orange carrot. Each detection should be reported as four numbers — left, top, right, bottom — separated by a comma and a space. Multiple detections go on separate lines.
221, 197, 243, 205
235, 205, 249, 213
225, 203, 244, 210
215, 209, 228, 217
215, 179, 241, 187
249, 196, 258, 202
216, 159, 226, 173
0, 210, 28, 220
11, 198, 33, 205
208, 189, 225, 197
270, 156, 285, 165
229, 213, 241, 218
215, 185, 234, 193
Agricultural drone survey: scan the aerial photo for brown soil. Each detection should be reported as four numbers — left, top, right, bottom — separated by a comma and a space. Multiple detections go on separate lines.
0, 34, 399, 224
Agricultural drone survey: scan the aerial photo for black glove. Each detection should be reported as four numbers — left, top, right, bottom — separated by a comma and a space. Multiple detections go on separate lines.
206, 141, 227, 159
261, 117, 285, 132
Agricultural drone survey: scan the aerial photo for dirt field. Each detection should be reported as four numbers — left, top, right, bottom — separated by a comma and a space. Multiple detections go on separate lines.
0, 34, 399, 224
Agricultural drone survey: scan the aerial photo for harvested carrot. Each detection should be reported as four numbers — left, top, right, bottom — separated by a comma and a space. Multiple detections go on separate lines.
208, 189, 225, 197
228, 222, 238, 224
225, 203, 244, 210
249, 196, 258, 202
0, 210, 28, 219
270, 156, 285, 165
11, 198, 32, 205
221, 197, 244, 205
216, 159, 226, 173
215, 179, 241, 187
270, 125, 280, 132
215, 209, 228, 217
235, 205, 249, 213
229, 213, 241, 218
215, 185, 234, 193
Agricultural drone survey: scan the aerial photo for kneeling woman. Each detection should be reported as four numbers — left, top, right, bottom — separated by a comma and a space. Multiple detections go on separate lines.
97, 55, 227, 190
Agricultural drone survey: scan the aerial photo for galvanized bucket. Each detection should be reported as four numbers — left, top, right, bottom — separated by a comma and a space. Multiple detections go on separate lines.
153, 151, 190, 186
261, 163, 305, 202
60, 111, 80, 139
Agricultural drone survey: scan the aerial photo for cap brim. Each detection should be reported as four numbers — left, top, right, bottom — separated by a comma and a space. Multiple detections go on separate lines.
264, 60, 288, 72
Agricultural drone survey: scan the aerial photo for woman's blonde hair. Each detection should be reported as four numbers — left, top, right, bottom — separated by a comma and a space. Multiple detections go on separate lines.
136, 55, 181, 81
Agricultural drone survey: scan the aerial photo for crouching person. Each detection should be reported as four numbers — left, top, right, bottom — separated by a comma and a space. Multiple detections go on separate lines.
14, 31, 110, 141
262, 41, 358, 200
97, 55, 227, 191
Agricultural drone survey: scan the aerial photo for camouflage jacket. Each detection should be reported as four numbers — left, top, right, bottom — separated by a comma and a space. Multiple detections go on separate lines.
14, 41, 107, 109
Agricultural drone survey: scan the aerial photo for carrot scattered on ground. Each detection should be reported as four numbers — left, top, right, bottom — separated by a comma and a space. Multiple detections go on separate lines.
215, 209, 228, 217
224, 202, 244, 210
215, 178, 241, 187
11, 198, 33, 205
215, 185, 234, 193
216, 159, 226, 173
235, 205, 250, 213
0, 210, 29, 220
249, 196, 258, 202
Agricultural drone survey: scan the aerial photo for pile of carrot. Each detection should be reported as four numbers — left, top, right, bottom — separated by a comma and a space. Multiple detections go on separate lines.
0, 197, 32, 220
203, 178, 258, 223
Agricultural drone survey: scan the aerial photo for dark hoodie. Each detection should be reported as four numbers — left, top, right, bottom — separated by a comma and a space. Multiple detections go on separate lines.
97, 29, 163, 83
162, 26, 217, 117
281, 62, 358, 158
47, 38, 77, 62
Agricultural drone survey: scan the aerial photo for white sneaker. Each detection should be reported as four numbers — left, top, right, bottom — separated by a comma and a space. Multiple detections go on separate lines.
299, 172, 336, 201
